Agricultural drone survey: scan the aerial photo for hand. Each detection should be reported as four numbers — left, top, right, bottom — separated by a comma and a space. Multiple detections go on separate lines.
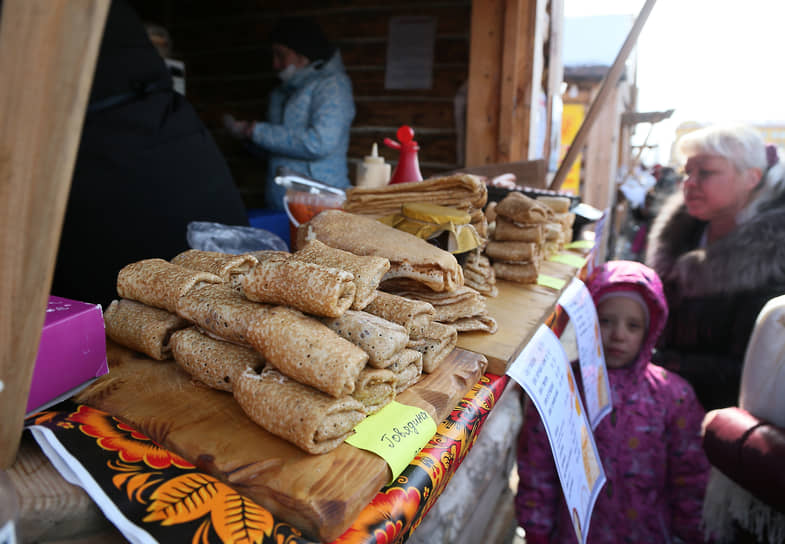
222, 114, 252, 139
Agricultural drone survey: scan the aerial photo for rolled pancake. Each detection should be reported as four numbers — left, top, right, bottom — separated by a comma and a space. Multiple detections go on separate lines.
297, 210, 463, 292
407, 322, 457, 373
234, 367, 367, 455
176, 283, 271, 345
492, 261, 539, 284
495, 191, 552, 224
320, 310, 409, 366
553, 211, 576, 229
246, 250, 292, 263
239, 256, 356, 318
170, 328, 264, 392
493, 218, 544, 243
363, 291, 434, 338
388, 349, 424, 393
293, 240, 390, 310
116, 258, 222, 313
536, 195, 571, 213
485, 241, 540, 263
544, 222, 564, 242
352, 367, 395, 414
104, 299, 190, 360
171, 250, 258, 283
451, 314, 498, 334
246, 306, 368, 397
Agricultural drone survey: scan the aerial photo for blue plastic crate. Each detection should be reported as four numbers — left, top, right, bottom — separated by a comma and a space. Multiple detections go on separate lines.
247, 209, 291, 249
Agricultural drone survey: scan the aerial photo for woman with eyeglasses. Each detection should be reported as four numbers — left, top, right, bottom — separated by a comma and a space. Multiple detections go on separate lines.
645, 124, 785, 411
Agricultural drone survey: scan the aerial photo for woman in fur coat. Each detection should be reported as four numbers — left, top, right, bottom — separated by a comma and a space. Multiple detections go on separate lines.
645, 124, 785, 411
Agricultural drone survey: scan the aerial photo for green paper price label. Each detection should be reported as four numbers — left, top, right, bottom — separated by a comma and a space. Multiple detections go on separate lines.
537, 274, 567, 290
565, 240, 594, 249
548, 253, 588, 268
346, 401, 437, 484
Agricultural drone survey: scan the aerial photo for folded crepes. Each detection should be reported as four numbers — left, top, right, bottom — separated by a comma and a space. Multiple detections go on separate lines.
170, 328, 264, 392
293, 240, 390, 310
493, 218, 544, 243
116, 258, 223, 313
246, 306, 368, 397
495, 191, 553, 224
297, 210, 463, 293
492, 261, 539, 284
451, 314, 499, 334
239, 256, 356, 318
388, 285, 488, 325
343, 174, 488, 215
387, 349, 424, 393
485, 241, 540, 263
171, 250, 258, 285
104, 299, 190, 360
234, 366, 367, 455
407, 322, 457, 373
320, 310, 409, 366
352, 367, 395, 414
362, 291, 434, 338
176, 283, 271, 345
463, 251, 498, 297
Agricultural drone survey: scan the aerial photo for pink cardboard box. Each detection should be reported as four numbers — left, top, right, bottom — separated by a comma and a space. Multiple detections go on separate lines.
26, 296, 108, 415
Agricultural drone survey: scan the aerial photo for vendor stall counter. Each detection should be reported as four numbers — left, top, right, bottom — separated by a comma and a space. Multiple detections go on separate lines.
9, 247, 592, 544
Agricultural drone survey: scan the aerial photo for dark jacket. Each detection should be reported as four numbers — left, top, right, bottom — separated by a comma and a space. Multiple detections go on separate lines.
644, 181, 785, 411
52, 0, 248, 308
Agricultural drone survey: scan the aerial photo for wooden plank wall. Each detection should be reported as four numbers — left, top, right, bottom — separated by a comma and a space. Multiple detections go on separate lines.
131, 0, 471, 209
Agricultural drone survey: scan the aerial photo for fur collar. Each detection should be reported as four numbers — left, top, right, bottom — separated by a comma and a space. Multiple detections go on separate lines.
645, 189, 785, 298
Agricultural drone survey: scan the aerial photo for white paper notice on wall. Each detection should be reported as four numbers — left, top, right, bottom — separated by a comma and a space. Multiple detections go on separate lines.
384, 16, 436, 90
558, 277, 612, 429
507, 324, 605, 544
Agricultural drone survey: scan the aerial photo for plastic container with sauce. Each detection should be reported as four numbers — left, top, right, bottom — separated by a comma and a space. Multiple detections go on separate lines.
275, 170, 346, 244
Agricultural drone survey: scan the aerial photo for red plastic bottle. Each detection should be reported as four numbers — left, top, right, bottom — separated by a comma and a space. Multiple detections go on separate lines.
384, 125, 423, 184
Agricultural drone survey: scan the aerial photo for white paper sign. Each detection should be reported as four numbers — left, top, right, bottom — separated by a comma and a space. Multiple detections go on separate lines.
507, 325, 605, 544
384, 16, 436, 90
558, 278, 612, 429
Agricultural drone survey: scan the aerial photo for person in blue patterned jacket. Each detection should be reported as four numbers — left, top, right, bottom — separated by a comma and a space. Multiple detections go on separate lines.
225, 17, 356, 211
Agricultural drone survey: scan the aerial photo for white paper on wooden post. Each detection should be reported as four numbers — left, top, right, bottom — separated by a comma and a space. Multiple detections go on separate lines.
507, 325, 605, 544
384, 16, 436, 90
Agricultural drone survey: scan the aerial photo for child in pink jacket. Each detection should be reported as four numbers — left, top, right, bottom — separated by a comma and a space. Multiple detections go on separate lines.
516, 260, 710, 543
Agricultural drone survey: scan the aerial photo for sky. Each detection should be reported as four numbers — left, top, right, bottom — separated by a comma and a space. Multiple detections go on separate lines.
564, 0, 785, 164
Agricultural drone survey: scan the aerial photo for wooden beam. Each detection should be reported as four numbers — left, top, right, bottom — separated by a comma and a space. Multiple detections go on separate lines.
0, 0, 109, 467
549, 0, 657, 190
544, 0, 564, 170
466, 0, 505, 166
497, 0, 541, 163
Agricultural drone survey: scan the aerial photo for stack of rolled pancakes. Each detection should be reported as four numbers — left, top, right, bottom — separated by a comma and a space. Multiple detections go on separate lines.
102, 242, 454, 455
485, 191, 553, 283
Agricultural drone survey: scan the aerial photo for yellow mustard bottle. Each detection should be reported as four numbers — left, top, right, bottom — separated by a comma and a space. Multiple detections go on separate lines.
355, 143, 391, 188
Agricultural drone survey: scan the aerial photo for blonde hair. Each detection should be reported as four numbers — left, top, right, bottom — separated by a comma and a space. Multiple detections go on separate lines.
676, 124, 767, 174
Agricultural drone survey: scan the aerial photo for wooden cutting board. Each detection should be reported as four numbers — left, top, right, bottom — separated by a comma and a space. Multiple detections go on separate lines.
77, 342, 487, 542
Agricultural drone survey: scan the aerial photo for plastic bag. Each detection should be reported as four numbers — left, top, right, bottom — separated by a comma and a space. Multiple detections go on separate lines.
186, 221, 288, 254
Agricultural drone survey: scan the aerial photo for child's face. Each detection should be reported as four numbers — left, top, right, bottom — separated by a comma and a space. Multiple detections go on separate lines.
598, 296, 647, 369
